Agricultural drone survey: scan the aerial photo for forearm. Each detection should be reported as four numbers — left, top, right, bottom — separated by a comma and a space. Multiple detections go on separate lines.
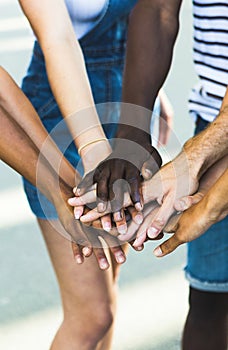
0, 106, 65, 204
203, 169, 228, 221
183, 107, 228, 180
43, 39, 111, 167
118, 0, 182, 133
19, 0, 110, 170
0, 66, 78, 188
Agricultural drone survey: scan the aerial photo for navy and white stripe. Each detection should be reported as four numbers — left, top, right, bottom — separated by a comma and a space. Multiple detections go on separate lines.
189, 0, 228, 122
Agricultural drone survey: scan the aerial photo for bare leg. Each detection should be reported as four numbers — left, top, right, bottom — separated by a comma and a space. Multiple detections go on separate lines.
38, 218, 125, 350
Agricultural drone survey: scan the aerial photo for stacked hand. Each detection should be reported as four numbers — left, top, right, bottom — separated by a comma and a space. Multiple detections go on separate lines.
68, 149, 228, 257
74, 125, 162, 234
69, 148, 198, 238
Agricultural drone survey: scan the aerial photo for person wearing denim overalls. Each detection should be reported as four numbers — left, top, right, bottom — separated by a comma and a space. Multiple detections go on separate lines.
20, 0, 138, 348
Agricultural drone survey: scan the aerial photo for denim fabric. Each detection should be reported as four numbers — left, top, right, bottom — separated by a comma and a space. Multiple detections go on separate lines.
185, 116, 228, 292
22, 0, 137, 219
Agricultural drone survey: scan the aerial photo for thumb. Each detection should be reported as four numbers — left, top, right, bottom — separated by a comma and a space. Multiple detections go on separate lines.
153, 234, 181, 257
75, 170, 95, 195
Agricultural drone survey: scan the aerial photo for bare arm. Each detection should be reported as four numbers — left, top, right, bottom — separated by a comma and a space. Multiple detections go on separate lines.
0, 68, 126, 269
76, 0, 182, 221
0, 66, 79, 188
18, 0, 111, 171
183, 93, 228, 179
121, 0, 182, 127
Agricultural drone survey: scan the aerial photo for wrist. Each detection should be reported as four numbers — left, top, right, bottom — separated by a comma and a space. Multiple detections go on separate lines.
80, 139, 112, 173
51, 179, 74, 210
116, 124, 151, 142
118, 104, 152, 134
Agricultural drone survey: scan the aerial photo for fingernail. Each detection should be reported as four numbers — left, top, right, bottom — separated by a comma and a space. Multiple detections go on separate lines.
178, 199, 188, 211
133, 238, 140, 247
103, 223, 111, 232
74, 210, 81, 220
80, 215, 90, 222
82, 247, 91, 256
144, 168, 152, 178
75, 187, 80, 195
147, 227, 159, 238
98, 202, 105, 212
68, 198, 75, 205
100, 258, 109, 270
133, 232, 145, 247
135, 214, 143, 225
75, 255, 83, 264
116, 253, 125, 264
135, 202, 143, 211
136, 246, 144, 251
73, 187, 77, 194
154, 246, 163, 257
117, 224, 127, 235
114, 210, 123, 222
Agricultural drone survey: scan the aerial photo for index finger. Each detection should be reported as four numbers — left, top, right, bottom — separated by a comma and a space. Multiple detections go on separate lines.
68, 189, 97, 206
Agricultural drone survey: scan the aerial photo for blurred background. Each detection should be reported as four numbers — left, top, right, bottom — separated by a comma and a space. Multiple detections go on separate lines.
0, 0, 198, 349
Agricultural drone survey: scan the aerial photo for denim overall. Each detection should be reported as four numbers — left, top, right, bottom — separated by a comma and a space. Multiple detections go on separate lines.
22, 0, 137, 219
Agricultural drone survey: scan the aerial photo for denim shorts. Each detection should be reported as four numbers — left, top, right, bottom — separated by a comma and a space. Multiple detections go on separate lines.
185, 116, 228, 292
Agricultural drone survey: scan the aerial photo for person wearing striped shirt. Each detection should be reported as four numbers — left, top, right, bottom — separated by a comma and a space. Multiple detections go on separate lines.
130, 1, 228, 349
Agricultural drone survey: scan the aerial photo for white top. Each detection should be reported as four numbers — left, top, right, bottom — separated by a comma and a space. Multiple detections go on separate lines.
65, 0, 107, 39
189, 0, 228, 122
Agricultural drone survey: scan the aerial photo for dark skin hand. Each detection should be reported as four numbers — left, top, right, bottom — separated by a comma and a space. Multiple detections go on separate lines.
76, 0, 181, 222
76, 124, 162, 221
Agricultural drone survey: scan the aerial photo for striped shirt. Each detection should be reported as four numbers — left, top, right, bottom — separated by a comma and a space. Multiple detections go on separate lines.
189, 0, 228, 122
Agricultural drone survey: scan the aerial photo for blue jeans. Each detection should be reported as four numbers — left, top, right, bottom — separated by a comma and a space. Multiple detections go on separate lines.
22, 0, 137, 219
185, 116, 228, 292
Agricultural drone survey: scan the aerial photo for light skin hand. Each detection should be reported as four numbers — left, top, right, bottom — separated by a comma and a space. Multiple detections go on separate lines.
174, 155, 228, 211
136, 155, 228, 249
154, 168, 228, 257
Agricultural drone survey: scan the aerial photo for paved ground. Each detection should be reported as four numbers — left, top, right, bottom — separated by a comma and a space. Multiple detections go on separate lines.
0, 1, 197, 349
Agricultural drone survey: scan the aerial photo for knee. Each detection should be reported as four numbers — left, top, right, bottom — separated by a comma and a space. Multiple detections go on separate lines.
64, 299, 115, 346
90, 300, 114, 339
